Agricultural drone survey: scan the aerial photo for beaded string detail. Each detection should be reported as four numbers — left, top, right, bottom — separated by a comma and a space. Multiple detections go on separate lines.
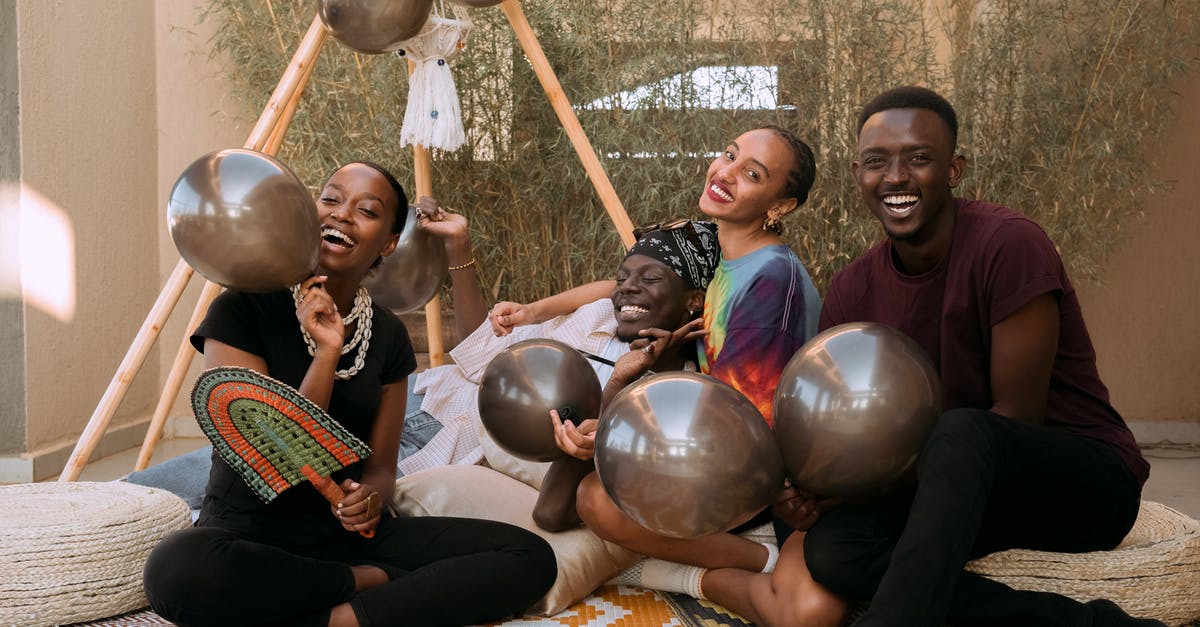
290, 285, 373, 380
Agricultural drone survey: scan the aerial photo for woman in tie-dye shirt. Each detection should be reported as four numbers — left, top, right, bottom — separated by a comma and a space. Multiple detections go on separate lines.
694, 126, 821, 427
488, 126, 824, 584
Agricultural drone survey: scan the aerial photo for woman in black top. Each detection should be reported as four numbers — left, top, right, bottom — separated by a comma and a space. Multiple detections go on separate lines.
144, 161, 556, 627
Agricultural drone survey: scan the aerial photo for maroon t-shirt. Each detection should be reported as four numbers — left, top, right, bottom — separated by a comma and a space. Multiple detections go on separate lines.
820, 198, 1149, 485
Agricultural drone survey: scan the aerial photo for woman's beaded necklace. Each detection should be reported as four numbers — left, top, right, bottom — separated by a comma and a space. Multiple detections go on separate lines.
290, 285, 373, 380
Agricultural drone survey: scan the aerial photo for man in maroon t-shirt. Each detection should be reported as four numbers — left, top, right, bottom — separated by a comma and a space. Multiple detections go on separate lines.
781, 87, 1159, 626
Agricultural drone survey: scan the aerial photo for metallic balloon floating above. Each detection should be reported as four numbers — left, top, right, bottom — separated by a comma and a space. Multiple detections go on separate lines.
316, 0, 434, 54
773, 322, 941, 498
595, 372, 784, 539
477, 339, 602, 462
362, 204, 447, 312
167, 149, 320, 292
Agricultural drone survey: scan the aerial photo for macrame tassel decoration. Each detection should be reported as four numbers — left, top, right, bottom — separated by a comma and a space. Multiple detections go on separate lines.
397, 4, 472, 152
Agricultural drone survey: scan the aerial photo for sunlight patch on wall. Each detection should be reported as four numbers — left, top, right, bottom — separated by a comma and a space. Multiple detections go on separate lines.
0, 183, 76, 322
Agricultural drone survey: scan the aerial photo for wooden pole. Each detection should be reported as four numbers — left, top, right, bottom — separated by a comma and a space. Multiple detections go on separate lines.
263, 43, 319, 156
412, 143, 445, 367
499, 0, 635, 248
57, 260, 195, 481
245, 15, 329, 152
403, 58, 446, 368
60, 15, 330, 481
133, 281, 220, 471
132, 17, 328, 472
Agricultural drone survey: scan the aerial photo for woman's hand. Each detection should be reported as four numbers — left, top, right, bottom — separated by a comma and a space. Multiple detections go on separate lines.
415, 196, 469, 243
333, 479, 383, 535
295, 276, 343, 355
489, 301, 535, 336
551, 410, 598, 461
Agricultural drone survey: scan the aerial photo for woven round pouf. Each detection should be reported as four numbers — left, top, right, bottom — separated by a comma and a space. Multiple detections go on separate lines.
967, 500, 1200, 626
0, 481, 191, 626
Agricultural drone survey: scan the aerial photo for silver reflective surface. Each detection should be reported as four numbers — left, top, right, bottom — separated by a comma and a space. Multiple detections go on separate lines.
477, 339, 602, 462
363, 204, 447, 313
595, 371, 784, 538
317, 0, 433, 54
167, 149, 319, 292
774, 322, 941, 497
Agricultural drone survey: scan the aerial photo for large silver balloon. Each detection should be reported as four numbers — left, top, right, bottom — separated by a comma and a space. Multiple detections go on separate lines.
168, 149, 319, 292
363, 205, 447, 312
774, 322, 941, 497
477, 339, 602, 462
595, 372, 784, 539
317, 0, 433, 54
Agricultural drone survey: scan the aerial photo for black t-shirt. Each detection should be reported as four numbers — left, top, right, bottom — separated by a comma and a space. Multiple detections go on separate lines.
190, 289, 416, 544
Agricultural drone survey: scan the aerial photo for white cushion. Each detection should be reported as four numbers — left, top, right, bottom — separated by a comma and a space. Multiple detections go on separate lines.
392, 464, 640, 615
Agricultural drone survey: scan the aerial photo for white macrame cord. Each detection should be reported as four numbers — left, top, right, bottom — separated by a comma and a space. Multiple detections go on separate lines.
397, 3, 473, 151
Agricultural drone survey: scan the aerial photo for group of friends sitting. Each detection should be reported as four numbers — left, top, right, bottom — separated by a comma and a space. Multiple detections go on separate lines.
140, 86, 1162, 627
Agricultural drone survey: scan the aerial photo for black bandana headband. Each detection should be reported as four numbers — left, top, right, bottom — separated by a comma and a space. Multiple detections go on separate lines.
625, 220, 720, 290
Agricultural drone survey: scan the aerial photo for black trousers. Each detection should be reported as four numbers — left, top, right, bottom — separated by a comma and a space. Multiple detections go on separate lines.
144, 515, 557, 627
803, 408, 1142, 627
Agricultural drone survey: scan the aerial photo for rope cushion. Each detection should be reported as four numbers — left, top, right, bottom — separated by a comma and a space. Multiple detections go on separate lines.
966, 500, 1200, 626
0, 482, 192, 626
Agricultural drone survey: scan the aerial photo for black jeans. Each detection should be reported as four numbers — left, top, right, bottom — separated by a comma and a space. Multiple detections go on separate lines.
144, 515, 557, 627
803, 408, 1142, 627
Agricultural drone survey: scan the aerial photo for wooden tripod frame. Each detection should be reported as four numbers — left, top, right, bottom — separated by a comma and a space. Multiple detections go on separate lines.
59, 1, 635, 481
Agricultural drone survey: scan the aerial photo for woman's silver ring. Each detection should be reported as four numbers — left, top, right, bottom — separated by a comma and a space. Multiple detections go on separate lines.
642, 345, 653, 354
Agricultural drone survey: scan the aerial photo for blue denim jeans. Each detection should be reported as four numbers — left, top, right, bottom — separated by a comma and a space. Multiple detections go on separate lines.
398, 378, 443, 468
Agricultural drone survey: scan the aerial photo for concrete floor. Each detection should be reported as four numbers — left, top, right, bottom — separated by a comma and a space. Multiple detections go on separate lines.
57, 439, 1200, 521
1139, 446, 1200, 520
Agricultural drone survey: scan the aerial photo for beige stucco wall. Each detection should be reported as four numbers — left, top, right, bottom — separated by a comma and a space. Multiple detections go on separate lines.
152, 0, 247, 434
16, 1, 161, 453
1077, 72, 1200, 427
0, 0, 246, 479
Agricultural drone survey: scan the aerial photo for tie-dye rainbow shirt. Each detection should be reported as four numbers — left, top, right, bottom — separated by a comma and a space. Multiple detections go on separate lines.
697, 244, 821, 427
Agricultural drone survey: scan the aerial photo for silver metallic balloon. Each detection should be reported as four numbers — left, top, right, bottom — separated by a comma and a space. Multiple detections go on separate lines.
167, 149, 320, 292
477, 339, 602, 462
594, 372, 784, 539
363, 205, 447, 312
317, 0, 433, 54
774, 322, 941, 497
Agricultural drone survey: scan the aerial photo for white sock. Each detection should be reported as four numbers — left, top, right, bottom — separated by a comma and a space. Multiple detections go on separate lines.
760, 541, 779, 573
607, 559, 645, 586
611, 558, 707, 599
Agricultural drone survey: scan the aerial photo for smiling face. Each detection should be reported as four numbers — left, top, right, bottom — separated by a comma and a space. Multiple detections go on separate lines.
853, 108, 965, 250
698, 128, 799, 227
316, 163, 401, 278
611, 254, 702, 343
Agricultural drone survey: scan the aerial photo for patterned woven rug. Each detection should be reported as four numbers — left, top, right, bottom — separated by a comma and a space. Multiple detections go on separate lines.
479, 585, 682, 626
74, 585, 685, 626
660, 592, 754, 627
64, 591, 1200, 627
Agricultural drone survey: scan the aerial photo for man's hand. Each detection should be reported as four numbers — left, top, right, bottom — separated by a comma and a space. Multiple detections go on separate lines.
551, 410, 598, 461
